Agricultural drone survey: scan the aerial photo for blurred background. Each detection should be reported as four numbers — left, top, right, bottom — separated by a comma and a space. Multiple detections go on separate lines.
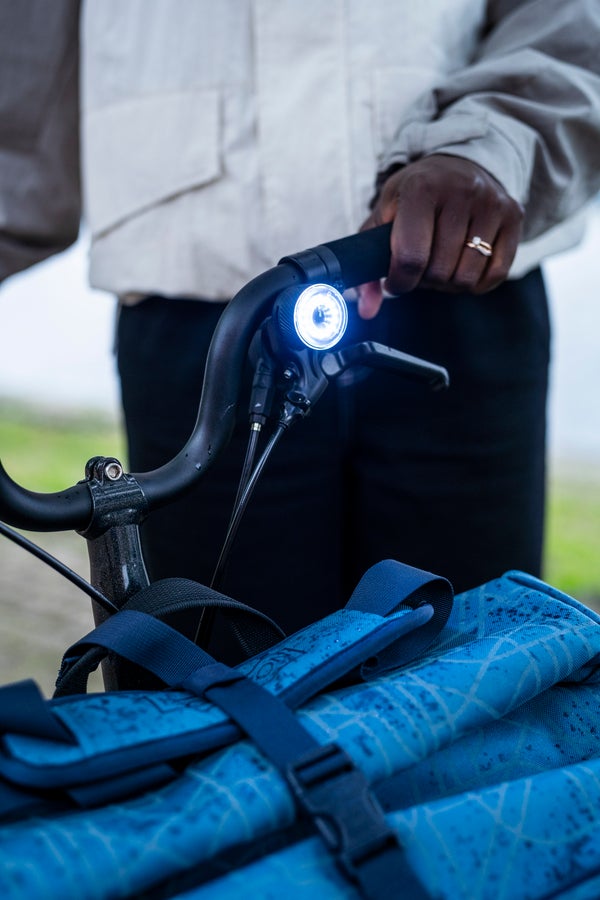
0, 210, 599, 695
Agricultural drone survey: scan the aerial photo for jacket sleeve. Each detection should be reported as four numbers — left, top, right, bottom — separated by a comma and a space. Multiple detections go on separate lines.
378, 0, 600, 242
0, 0, 81, 282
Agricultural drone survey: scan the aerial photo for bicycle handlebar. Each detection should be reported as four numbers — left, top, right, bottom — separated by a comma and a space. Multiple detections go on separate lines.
321, 223, 393, 287
0, 224, 392, 532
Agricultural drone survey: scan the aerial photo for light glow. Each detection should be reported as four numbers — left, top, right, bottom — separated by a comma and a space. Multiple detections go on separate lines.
293, 284, 348, 350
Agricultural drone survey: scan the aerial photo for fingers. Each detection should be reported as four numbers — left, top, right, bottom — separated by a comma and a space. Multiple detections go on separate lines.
385, 184, 436, 294
469, 213, 522, 294
448, 200, 523, 295
358, 155, 524, 317
357, 279, 384, 319
419, 196, 469, 290
357, 171, 436, 316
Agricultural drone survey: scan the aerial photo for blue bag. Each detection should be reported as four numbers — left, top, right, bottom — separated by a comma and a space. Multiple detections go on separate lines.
0, 563, 599, 899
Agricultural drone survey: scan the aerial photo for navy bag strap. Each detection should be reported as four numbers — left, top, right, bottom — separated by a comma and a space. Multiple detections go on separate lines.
54, 577, 285, 696
57, 609, 220, 691
201, 674, 429, 900
124, 576, 285, 657
55, 561, 452, 696
346, 559, 453, 669
0, 680, 74, 743
347, 558, 452, 618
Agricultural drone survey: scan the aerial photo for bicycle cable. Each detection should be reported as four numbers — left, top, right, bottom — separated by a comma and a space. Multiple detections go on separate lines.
230, 422, 262, 514
0, 520, 118, 614
193, 421, 287, 647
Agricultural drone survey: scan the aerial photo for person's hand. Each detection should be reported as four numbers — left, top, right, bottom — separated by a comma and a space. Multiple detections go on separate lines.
358, 154, 524, 319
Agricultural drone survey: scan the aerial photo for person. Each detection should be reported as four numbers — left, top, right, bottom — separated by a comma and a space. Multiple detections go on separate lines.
1, 1, 599, 661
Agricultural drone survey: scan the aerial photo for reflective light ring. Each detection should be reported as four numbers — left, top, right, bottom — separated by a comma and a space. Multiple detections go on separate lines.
291, 284, 348, 350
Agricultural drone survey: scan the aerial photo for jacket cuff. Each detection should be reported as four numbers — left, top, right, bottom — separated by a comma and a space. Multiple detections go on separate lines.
377, 108, 537, 208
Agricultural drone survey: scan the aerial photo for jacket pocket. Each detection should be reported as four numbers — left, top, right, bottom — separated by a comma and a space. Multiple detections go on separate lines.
82, 89, 222, 235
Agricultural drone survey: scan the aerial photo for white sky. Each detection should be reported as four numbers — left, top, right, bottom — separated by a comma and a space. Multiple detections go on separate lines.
0, 217, 599, 463
0, 236, 119, 414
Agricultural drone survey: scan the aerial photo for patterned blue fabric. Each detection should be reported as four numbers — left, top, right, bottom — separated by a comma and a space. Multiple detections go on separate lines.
182, 751, 600, 899
0, 605, 427, 781
1, 571, 600, 898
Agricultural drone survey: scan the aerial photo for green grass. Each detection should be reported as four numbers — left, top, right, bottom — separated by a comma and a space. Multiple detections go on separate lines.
0, 402, 598, 606
0, 402, 125, 492
544, 467, 600, 609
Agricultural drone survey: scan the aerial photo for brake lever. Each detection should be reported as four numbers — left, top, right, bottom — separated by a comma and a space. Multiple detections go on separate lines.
320, 341, 449, 392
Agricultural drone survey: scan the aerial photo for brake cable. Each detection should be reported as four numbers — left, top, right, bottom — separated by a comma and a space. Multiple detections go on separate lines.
0, 520, 118, 614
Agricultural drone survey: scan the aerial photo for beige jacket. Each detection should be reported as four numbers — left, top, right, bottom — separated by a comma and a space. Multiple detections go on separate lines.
1, 0, 599, 297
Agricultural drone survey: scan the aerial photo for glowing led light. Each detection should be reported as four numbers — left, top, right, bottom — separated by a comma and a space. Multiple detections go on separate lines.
292, 284, 348, 350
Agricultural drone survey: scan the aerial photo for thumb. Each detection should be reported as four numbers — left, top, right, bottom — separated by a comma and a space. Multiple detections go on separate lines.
357, 280, 383, 319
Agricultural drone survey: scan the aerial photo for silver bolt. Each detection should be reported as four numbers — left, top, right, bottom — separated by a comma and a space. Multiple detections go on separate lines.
105, 462, 124, 481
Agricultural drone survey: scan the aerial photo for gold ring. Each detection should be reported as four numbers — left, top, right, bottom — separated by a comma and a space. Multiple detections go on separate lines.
465, 235, 493, 257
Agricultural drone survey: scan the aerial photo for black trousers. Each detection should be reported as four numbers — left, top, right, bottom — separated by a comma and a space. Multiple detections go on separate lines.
117, 271, 550, 660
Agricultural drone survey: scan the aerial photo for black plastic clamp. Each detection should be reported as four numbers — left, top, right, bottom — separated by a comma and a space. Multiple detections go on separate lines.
286, 743, 425, 897
278, 245, 344, 293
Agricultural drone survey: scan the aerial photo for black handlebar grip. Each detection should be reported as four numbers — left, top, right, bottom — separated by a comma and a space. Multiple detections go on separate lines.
318, 222, 392, 289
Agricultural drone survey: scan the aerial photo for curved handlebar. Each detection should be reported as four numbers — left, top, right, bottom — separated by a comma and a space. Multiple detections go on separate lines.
0, 225, 392, 532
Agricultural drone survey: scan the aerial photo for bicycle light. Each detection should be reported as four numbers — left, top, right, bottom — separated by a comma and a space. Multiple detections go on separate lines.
273, 284, 348, 351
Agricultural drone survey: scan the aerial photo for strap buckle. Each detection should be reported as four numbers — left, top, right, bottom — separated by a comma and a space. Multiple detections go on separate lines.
286, 742, 402, 885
